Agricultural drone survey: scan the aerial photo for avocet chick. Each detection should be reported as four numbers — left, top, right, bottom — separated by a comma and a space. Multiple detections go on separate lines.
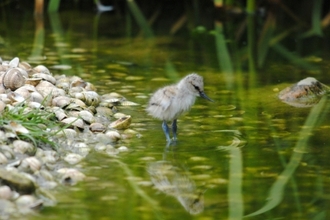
146, 73, 213, 142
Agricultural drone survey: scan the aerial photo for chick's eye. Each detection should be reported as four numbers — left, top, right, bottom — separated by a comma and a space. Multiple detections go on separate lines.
192, 84, 200, 91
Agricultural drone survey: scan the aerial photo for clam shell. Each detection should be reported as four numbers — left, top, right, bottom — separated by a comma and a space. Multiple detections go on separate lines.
33, 65, 51, 75
85, 82, 96, 91
35, 169, 55, 182
36, 80, 55, 96
12, 140, 35, 155
53, 88, 66, 98
14, 87, 31, 99
2, 68, 26, 90
70, 78, 86, 88
0, 152, 8, 165
53, 108, 67, 121
16, 195, 42, 210
68, 86, 83, 97
0, 186, 12, 200
52, 96, 71, 108
6, 120, 29, 133
19, 157, 42, 173
18, 84, 37, 92
65, 98, 86, 111
9, 57, 19, 68
57, 168, 85, 185
0, 94, 12, 104
278, 77, 329, 107
75, 91, 100, 106
63, 153, 83, 164
25, 77, 42, 86
96, 106, 114, 117
36, 81, 65, 99
62, 128, 77, 139
89, 122, 105, 132
105, 130, 121, 142
65, 103, 83, 111
32, 73, 56, 85
30, 91, 44, 103
113, 112, 127, 119
27, 101, 43, 109
18, 62, 32, 73
110, 115, 131, 130
61, 117, 85, 129
0, 145, 14, 159
7, 92, 26, 103
56, 77, 70, 91
78, 110, 95, 124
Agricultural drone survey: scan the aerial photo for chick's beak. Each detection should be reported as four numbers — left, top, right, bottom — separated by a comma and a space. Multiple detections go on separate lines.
199, 91, 214, 102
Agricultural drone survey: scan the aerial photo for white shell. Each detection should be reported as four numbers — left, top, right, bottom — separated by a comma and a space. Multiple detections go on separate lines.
109, 115, 131, 130
33, 65, 51, 75
27, 101, 43, 109
57, 168, 85, 185
30, 91, 44, 103
0, 152, 8, 164
32, 73, 56, 85
0, 186, 13, 200
55, 128, 77, 140
12, 140, 34, 154
16, 195, 42, 210
3, 68, 26, 90
18, 61, 32, 73
7, 91, 26, 103
19, 157, 42, 173
118, 146, 129, 152
52, 96, 71, 108
61, 117, 85, 129
75, 91, 100, 106
70, 77, 86, 88
9, 57, 19, 68
63, 153, 83, 164
89, 122, 105, 132
14, 87, 31, 99
36, 80, 56, 97
105, 130, 121, 142
78, 110, 95, 124
53, 108, 67, 121
25, 78, 42, 86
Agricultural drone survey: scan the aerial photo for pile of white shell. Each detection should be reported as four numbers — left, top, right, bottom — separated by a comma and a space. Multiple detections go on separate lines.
0, 57, 140, 217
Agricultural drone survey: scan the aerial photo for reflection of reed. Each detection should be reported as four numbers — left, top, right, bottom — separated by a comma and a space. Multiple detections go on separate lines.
246, 95, 329, 217
147, 161, 204, 215
29, 13, 44, 61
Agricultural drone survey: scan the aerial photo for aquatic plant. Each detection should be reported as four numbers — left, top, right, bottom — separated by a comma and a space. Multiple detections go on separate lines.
0, 102, 59, 149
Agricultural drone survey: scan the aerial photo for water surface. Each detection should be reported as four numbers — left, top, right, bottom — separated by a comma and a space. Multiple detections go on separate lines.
1, 2, 330, 219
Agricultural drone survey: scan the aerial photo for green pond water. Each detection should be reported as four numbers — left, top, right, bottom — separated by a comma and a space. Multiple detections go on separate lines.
1, 2, 330, 219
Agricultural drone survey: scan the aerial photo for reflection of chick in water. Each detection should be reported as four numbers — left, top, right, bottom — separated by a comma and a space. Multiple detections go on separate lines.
147, 161, 204, 215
